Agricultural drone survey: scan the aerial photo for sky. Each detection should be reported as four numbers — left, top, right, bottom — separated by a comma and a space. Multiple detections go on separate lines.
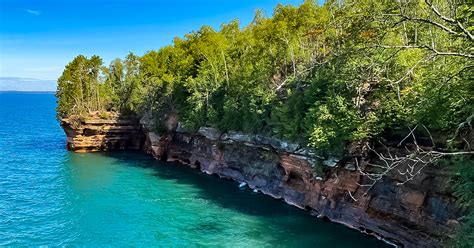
0, 0, 323, 89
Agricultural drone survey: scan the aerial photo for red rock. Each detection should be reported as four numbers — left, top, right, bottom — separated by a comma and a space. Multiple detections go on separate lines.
61, 118, 460, 248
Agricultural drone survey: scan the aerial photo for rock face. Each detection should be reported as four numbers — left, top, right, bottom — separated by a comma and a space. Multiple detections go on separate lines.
147, 128, 460, 247
61, 116, 144, 152
61, 118, 460, 247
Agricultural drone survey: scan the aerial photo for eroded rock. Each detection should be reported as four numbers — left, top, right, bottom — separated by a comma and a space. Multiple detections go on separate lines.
61, 118, 460, 247
60, 114, 144, 152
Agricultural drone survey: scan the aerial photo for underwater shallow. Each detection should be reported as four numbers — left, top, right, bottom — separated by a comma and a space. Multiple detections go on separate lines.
0, 92, 388, 247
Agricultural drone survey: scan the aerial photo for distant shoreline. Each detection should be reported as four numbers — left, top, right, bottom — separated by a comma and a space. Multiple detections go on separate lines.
0, 91, 55, 94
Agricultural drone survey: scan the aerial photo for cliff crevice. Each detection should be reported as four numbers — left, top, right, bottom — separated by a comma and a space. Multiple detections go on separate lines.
60, 117, 461, 247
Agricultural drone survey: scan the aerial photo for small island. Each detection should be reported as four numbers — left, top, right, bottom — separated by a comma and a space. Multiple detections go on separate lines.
55, 1, 473, 247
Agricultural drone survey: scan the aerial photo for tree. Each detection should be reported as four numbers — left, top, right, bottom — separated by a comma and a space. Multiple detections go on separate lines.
56, 55, 107, 117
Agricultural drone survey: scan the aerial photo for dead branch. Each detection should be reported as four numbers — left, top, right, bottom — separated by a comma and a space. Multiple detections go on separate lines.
350, 125, 474, 200
398, 124, 419, 147
424, 0, 474, 42
374, 45, 474, 59
390, 1, 474, 42
450, 113, 474, 141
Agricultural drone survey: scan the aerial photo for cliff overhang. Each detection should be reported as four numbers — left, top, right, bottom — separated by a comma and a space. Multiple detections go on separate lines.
60, 115, 461, 247
60, 114, 145, 152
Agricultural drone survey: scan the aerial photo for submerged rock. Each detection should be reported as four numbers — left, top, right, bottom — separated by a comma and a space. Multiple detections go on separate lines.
61, 118, 460, 247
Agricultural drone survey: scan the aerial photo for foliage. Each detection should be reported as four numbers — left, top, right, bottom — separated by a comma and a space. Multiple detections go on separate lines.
56, 0, 473, 243
55, 0, 473, 149
56, 55, 105, 118
451, 156, 474, 247
57, 1, 473, 146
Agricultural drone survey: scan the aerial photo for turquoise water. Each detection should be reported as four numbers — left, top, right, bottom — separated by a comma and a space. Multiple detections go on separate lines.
0, 92, 389, 247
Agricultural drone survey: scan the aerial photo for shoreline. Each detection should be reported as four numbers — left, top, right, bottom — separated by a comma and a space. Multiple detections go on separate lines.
59, 115, 461, 247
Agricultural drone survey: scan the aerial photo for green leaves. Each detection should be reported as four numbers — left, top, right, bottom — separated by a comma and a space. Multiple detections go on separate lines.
55, 1, 473, 244
450, 156, 474, 247
56, 55, 106, 118
56, 0, 473, 148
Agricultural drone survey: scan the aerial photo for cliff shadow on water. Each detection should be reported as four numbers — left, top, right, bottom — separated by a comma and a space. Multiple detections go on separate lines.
92, 151, 390, 247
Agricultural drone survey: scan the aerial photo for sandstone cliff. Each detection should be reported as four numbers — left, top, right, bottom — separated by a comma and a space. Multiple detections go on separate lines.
61, 114, 144, 152
61, 116, 461, 247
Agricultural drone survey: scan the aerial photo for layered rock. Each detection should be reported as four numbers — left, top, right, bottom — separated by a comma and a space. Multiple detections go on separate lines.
61, 115, 144, 152
61, 117, 460, 247
147, 127, 460, 247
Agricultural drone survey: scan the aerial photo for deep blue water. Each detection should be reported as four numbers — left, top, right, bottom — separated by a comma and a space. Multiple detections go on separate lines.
0, 92, 389, 247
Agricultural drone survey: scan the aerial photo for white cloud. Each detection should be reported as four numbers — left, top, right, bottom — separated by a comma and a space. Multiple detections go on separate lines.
25, 9, 41, 16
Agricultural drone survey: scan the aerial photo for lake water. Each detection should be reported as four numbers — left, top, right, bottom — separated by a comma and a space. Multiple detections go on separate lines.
0, 92, 388, 247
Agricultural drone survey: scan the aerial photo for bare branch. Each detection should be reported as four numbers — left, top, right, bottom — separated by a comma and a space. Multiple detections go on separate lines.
424, 0, 455, 23
398, 124, 419, 147
350, 126, 474, 201
424, 0, 474, 42
449, 113, 474, 144
400, 15, 461, 37
374, 45, 474, 59
421, 124, 435, 148
348, 190, 358, 202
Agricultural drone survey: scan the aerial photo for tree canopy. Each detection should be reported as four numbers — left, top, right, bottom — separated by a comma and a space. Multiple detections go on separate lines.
56, 0, 473, 245
57, 0, 472, 148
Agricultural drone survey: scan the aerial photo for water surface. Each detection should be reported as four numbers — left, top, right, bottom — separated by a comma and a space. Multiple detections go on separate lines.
0, 92, 388, 247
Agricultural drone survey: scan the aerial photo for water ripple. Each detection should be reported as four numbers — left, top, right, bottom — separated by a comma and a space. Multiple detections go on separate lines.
0, 93, 389, 247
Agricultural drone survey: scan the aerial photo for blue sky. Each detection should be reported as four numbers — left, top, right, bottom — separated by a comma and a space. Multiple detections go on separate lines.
0, 0, 324, 82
